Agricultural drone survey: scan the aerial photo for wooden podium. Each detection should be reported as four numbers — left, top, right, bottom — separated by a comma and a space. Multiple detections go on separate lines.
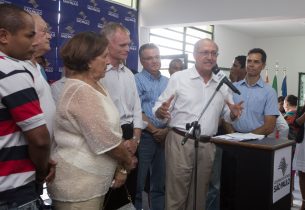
211, 137, 294, 210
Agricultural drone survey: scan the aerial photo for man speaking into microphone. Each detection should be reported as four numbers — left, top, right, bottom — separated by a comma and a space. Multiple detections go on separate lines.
153, 38, 243, 210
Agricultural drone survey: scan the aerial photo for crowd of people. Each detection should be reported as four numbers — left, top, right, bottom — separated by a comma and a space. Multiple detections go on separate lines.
1, 3, 305, 210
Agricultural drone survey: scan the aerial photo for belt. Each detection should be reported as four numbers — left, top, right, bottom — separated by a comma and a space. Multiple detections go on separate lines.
172, 127, 195, 140
172, 128, 211, 143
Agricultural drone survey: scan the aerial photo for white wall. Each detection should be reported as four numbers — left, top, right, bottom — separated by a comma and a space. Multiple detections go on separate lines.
255, 36, 305, 96
137, 27, 150, 71
214, 26, 254, 69
139, 0, 305, 27
214, 26, 304, 97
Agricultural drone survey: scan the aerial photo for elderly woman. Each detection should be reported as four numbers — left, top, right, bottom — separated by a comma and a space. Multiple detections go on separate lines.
48, 31, 136, 210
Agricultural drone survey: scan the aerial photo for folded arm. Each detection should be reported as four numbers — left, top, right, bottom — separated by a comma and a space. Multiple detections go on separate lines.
251, 115, 277, 135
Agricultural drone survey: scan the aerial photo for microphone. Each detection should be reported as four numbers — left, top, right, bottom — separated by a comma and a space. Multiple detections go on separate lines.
212, 65, 241, 95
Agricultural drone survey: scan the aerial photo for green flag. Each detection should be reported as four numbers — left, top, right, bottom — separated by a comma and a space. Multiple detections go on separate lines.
272, 75, 278, 94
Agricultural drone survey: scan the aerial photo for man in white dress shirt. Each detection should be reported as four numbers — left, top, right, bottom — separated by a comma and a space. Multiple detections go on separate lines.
154, 39, 243, 210
50, 76, 65, 104
50, 69, 72, 104
25, 14, 56, 136
100, 22, 142, 209
24, 14, 57, 194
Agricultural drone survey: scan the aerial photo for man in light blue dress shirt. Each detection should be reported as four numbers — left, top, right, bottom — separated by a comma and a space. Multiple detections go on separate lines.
135, 43, 169, 210
232, 48, 278, 134
220, 48, 279, 210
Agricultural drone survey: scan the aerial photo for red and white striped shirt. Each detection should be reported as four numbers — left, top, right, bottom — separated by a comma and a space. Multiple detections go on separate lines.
0, 52, 46, 199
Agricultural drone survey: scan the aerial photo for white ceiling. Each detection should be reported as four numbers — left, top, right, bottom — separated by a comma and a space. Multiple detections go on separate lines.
140, 0, 305, 39
216, 18, 305, 38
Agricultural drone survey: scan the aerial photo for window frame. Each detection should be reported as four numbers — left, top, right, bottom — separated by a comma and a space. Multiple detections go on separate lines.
149, 25, 214, 76
106, 0, 138, 10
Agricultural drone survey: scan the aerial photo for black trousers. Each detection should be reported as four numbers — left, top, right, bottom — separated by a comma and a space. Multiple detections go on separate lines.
103, 123, 138, 210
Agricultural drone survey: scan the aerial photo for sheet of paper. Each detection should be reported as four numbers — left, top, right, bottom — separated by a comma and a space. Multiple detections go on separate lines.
214, 132, 265, 142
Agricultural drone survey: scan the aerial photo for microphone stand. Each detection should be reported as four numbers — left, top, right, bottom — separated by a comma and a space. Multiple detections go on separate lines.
181, 80, 224, 210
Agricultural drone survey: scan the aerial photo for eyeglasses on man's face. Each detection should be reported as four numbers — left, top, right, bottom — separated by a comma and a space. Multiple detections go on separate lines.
142, 55, 161, 61
38, 27, 51, 35
196, 51, 219, 58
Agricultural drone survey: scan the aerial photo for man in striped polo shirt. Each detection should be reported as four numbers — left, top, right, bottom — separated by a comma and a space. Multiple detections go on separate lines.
0, 4, 51, 209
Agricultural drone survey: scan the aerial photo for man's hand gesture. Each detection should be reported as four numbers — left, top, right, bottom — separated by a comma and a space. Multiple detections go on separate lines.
227, 101, 244, 120
156, 95, 175, 119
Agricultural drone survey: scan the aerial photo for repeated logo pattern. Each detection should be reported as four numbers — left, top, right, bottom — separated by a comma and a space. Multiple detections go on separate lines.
24, 0, 42, 15
8, 0, 139, 80
0, 0, 12, 4
28, 0, 38, 8
88, 0, 100, 13
62, 0, 78, 7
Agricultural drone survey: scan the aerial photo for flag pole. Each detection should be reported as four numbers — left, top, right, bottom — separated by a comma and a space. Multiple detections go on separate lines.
281, 67, 287, 97
272, 62, 279, 95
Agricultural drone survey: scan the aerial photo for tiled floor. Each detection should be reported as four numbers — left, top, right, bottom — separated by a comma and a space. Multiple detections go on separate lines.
292, 173, 302, 210
42, 174, 303, 210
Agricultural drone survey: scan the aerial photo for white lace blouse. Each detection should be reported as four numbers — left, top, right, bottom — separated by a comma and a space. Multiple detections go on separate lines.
48, 78, 122, 202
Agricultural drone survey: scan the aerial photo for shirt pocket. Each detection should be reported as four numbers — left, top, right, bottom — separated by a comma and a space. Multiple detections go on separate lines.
141, 88, 154, 103
248, 95, 266, 118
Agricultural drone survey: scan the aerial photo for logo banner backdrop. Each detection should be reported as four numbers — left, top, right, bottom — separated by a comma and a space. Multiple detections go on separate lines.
59, 0, 139, 75
6, 0, 139, 81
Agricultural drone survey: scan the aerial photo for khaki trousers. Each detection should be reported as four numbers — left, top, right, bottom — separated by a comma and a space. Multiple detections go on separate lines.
165, 130, 215, 210
53, 196, 105, 210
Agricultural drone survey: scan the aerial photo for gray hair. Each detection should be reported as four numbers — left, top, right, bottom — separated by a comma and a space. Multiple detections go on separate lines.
100, 22, 130, 39
194, 38, 218, 53
139, 43, 159, 59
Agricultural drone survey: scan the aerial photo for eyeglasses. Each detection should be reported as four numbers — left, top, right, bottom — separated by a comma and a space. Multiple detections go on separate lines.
142, 55, 161, 61
196, 51, 219, 58
39, 27, 51, 35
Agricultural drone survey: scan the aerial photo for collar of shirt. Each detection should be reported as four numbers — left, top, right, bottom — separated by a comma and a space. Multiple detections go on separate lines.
106, 63, 125, 72
190, 66, 219, 84
0, 51, 6, 57
142, 69, 161, 80
0, 51, 20, 62
240, 76, 264, 88
60, 76, 67, 84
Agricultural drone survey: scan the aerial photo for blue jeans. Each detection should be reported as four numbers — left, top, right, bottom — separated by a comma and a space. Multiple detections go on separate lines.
135, 131, 165, 210
206, 147, 222, 210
